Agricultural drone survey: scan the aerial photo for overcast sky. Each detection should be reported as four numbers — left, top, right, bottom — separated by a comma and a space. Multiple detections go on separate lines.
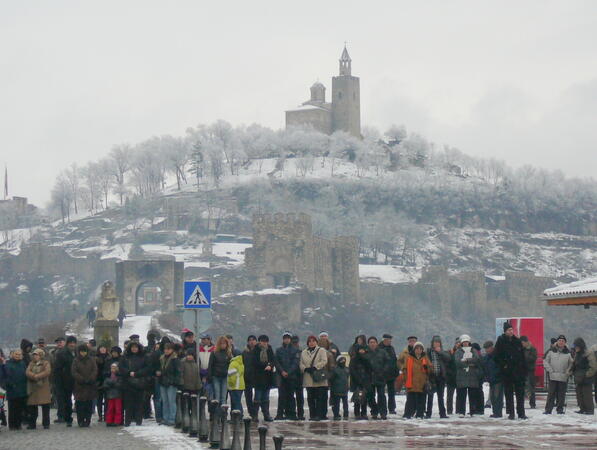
1, 1, 596, 206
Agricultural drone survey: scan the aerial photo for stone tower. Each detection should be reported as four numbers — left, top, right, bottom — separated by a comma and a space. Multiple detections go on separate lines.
331, 46, 361, 138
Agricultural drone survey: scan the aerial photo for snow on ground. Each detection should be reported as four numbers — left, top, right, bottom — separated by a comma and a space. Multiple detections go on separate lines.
359, 264, 422, 284
123, 421, 206, 449
211, 242, 251, 264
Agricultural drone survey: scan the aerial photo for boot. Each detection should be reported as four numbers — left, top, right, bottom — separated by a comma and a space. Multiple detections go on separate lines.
252, 402, 260, 422
262, 401, 273, 422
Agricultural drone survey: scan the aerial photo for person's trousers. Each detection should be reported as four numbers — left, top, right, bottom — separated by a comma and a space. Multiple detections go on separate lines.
244, 386, 257, 417
525, 373, 536, 408
386, 379, 397, 412
96, 390, 105, 419
489, 382, 504, 417
353, 391, 368, 418
212, 376, 228, 406
124, 389, 145, 425
254, 388, 271, 418
229, 390, 243, 416
105, 398, 123, 424
426, 379, 446, 417
446, 383, 456, 414
367, 384, 387, 417
8, 397, 26, 429
456, 387, 475, 415
404, 392, 426, 418
306, 387, 327, 419
75, 400, 93, 427
153, 379, 162, 422
276, 378, 297, 418
331, 395, 349, 418
295, 387, 305, 418
575, 382, 595, 414
28, 404, 50, 428
504, 380, 525, 418
471, 387, 485, 414
160, 385, 177, 425
545, 380, 566, 413
55, 383, 73, 423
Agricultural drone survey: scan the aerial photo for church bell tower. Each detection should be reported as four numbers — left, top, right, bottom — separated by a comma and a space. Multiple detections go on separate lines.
331, 45, 361, 138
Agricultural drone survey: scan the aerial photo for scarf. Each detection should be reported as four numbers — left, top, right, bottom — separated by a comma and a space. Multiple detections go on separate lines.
430, 350, 441, 376
259, 346, 269, 364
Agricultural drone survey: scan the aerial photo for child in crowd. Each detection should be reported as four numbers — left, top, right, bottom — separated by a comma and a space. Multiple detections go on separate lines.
329, 355, 350, 420
103, 363, 123, 426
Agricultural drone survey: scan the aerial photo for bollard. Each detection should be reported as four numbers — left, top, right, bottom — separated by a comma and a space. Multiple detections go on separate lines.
189, 393, 199, 437
258, 425, 268, 450
230, 410, 242, 450
243, 417, 252, 450
220, 405, 231, 450
209, 400, 221, 449
199, 396, 209, 442
175, 390, 183, 429
272, 435, 284, 450
182, 392, 190, 433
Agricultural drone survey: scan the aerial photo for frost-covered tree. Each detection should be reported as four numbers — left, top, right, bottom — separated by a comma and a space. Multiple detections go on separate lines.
109, 144, 132, 205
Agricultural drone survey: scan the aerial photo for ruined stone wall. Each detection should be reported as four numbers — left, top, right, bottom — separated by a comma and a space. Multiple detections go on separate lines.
245, 213, 360, 302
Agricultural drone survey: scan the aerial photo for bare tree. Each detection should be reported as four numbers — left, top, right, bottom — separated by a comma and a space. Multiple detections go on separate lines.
109, 144, 132, 205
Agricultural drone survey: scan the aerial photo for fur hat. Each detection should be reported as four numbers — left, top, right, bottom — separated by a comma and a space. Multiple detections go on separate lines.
282, 331, 292, 339
336, 354, 346, 362
318, 331, 329, 338
483, 340, 494, 349
32, 348, 45, 357
413, 341, 425, 350
459, 334, 471, 344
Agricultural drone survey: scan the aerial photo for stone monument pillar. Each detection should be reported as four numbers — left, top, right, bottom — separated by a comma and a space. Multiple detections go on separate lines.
94, 281, 120, 348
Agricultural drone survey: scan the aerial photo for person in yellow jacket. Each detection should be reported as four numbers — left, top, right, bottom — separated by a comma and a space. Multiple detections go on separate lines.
227, 354, 245, 416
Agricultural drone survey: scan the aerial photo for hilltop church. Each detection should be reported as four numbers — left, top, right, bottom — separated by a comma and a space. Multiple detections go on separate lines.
285, 46, 361, 138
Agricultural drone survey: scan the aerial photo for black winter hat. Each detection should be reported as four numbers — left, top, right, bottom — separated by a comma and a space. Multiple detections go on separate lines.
503, 321, 513, 332
66, 336, 77, 345
110, 346, 122, 354
556, 335, 566, 342
550, 338, 558, 344
520, 336, 529, 342
129, 334, 140, 341
55, 337, 65, 343
382, 333, 393, 339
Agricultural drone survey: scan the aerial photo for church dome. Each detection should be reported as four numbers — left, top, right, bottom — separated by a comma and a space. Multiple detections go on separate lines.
311, 81, 325, 89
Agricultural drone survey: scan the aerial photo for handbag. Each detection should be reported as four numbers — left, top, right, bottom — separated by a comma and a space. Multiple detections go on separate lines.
309, 348, 328, 383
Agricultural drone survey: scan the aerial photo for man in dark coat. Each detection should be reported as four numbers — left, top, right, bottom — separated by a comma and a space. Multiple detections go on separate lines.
119, 341, 150, 426
53, 336, 77, 426
365, 336, 391, 420
379, 334, 399, 414
252, 335, 275, 422
274, 332, 301, 420
521, 336, 538, 409
483, 340, 503, 418
494, 321, 527, 419
426, 335, 451, 418
349, 338, 371, 420
242, 335, 258, 420
291, 335, 305, 420
71, 344, 98, 427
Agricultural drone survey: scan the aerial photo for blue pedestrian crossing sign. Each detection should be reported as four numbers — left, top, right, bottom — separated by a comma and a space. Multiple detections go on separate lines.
184, 281, 211, 309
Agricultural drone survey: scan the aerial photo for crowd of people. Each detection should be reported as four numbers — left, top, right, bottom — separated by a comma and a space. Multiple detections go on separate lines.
0, 321, 595, 432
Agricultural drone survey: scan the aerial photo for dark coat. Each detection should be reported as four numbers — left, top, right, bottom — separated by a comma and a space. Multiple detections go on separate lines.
365, 347, 391, 387
72, 354, 98, 401
20, 339, 33, 366
445, 351, 457, 386
3, 359, 28, 399
53, 347, 76, 388
523, 344, 538, 375
252, 345, 275, 389
242, 347, 256, 387
483, 352, 501, 384
426, 347, 451, 382
329, 364, 350, 396
159, 353, 182, 387
119, 343, 151, 391
182, 359, 203, 392
96, 352, 109, 384
275, 344, 301, 387
378, 342, 399, 380
349, 345, 371, 392
102, 373, 122, 400
494, 334, 527, 383
208, 350, 231, 380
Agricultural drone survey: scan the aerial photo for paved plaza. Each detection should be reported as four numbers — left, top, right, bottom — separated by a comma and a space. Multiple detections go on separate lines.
1, 392, 595, 449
